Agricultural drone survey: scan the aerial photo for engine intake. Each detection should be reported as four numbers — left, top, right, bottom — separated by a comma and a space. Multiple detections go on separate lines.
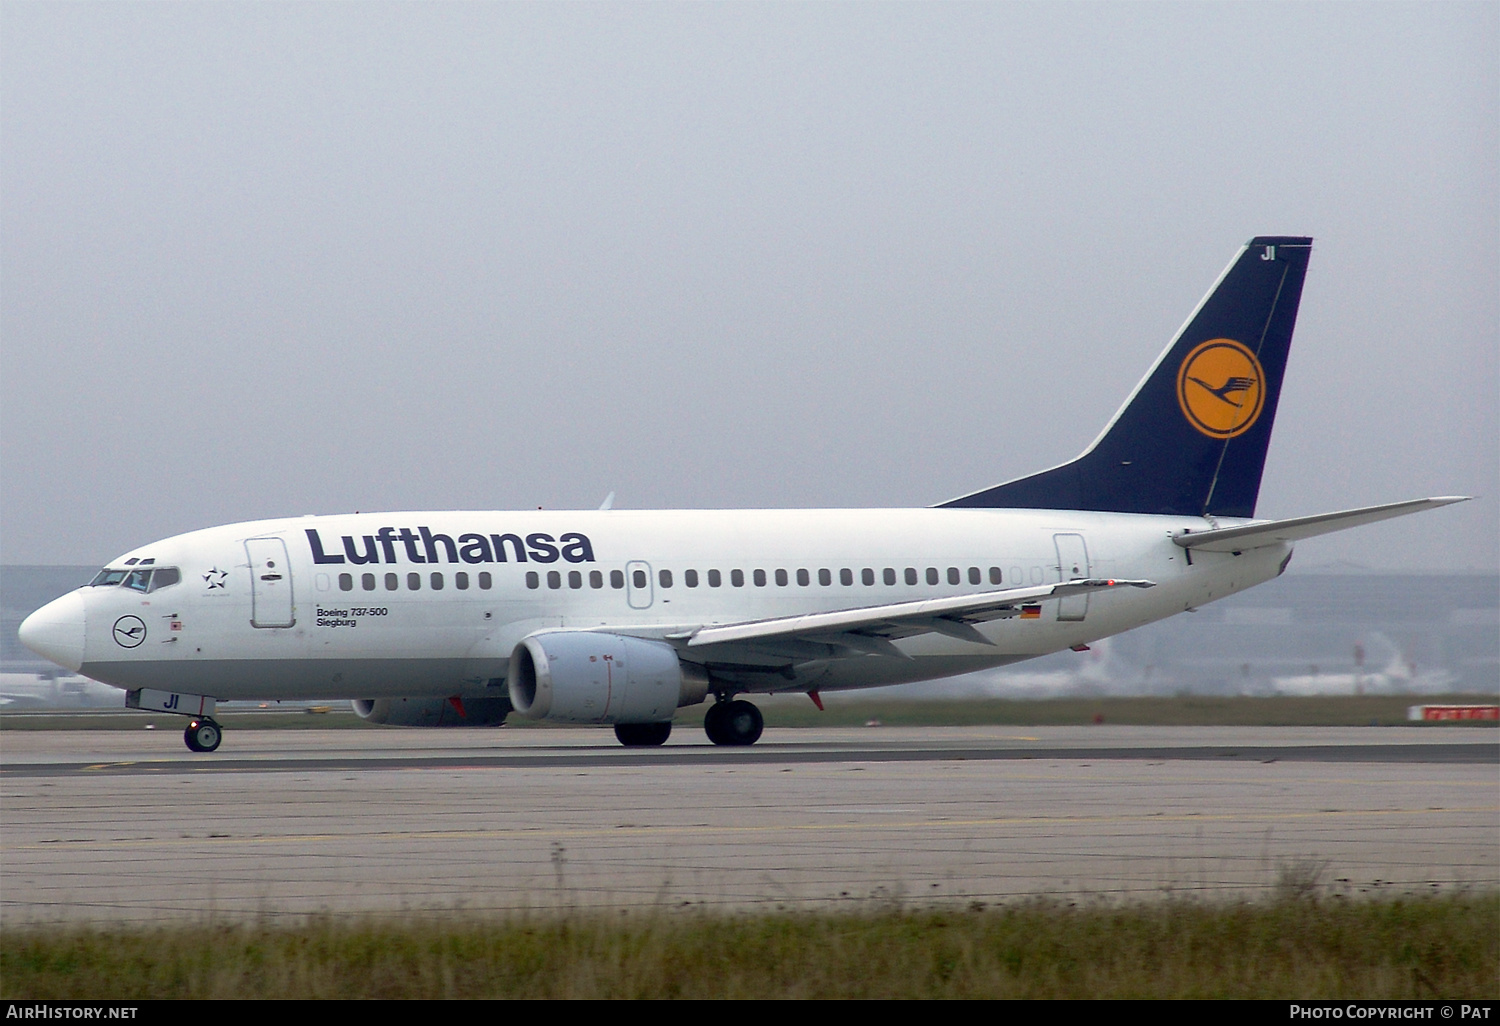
508, 631, 708, 723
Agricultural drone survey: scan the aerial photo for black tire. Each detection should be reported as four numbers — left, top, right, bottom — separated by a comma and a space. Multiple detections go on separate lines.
614, 722, 671, 747
709, 700, 763, 746
186, 719, 222, 753
703, 701, 727, 745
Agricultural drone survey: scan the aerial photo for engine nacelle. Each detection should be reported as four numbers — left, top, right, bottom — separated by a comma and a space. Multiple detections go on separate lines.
351, 695, 512, 727
507, 631, 709, 723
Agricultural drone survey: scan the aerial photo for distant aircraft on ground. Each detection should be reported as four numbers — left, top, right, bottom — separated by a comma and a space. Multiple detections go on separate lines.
1271, 633, 1458, 696
20, 237, 1466, 751
0, 670, 123, 710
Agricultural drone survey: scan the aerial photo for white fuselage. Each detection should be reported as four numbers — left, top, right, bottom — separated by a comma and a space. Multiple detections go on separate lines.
47, 507, 1289, 702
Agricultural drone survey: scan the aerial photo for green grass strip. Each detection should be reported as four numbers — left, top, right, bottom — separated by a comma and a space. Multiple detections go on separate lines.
5, 895, 1496, 999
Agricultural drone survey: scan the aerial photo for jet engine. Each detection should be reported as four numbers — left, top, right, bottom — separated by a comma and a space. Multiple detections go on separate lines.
507, 631, 709, 723
351, 695, 512, 727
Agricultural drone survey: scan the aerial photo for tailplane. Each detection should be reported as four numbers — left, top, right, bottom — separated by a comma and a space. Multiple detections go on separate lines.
941, 236, 1312, 518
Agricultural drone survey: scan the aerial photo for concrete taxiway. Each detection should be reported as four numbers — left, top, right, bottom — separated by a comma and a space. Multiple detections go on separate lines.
2, 726, 1495, 925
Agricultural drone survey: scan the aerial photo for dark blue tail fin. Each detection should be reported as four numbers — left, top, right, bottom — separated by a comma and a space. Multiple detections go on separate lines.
940, 236, 1311, 518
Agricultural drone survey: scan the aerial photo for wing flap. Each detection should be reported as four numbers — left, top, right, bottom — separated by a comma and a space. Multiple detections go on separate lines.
1173, 496, 1469, 553
681, 578, 1154, 650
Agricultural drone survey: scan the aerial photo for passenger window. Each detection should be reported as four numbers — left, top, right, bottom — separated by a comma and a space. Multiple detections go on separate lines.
385, 573, 399, 591
861, 568, 875, 586
569, 570, 582, 589
968, 567, 981, 585
611, 570, 626, 589
708, 569, 722, 587
926, 568, 939, 586
632, 569, 647, 589
947, 567, 960, 585
123, 569, 151, 593
548, 571, 562, 589
905, 567, 918, 586
526, 572, 539, 590
775, 569, 788, 587
989, 567, 1002, 585
659, 569, 673, 588
731, 569, 744, 587
590, 570, 603, 589
479, 572, 493, 590
753, 569, 766, 587
362, 573, 376, 591
431, 572, 444, 590
797, 569, 810, 586
456, 572, 470, 590
840, 569, 853, 586
818, 569, 832, 586
685, 569, 699, 588
408, 572, 422, 590
339, 573, 353, 592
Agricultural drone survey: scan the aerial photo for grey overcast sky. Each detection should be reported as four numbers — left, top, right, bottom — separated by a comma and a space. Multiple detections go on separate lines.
2, 3, 1495, 571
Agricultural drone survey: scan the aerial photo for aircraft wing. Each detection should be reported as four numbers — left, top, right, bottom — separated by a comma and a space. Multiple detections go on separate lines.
1172, 496, 1469, 553
655, 578, 1153, 659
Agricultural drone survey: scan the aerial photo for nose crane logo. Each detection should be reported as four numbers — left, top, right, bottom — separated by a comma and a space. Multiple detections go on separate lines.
1175, 338, 1265, 440
112, 615, 146, 648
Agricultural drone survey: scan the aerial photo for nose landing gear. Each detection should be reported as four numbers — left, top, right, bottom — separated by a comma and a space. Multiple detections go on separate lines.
183, 718, 222, 753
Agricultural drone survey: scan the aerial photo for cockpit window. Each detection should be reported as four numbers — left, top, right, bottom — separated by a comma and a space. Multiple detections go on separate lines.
149, 568, 180, 592
123, 569, 152, 593
89, 569, 127, 587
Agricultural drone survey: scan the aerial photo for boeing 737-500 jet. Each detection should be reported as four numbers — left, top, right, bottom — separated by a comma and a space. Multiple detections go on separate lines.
19, 236, 1466, 752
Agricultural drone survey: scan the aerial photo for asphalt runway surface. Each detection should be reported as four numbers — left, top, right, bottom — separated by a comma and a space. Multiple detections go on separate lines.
2, 725, 1496, 925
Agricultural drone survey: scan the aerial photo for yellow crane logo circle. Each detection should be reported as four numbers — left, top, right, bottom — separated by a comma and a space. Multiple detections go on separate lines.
1176, 338, 1265, 439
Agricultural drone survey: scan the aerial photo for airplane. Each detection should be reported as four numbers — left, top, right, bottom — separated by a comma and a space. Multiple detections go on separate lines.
18, 236, 1467, 753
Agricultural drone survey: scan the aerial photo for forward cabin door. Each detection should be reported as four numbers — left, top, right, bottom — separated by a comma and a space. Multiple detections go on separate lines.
246, 537, 296, 628
1053, 533, 1090, 622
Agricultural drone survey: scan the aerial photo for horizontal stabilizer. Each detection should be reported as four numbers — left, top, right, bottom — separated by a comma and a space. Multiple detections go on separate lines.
1172, 496, 1469, 553
676, 578, 1154, 650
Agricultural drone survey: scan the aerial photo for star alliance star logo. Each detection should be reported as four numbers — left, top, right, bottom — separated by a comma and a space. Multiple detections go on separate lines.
203, 568, 228, 589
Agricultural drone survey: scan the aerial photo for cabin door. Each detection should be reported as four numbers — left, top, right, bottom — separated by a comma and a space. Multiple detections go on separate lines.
1053, 533, 1091, 622
246, 537, 296, 628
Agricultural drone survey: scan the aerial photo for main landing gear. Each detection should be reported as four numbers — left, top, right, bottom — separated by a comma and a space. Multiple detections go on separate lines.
614, 722, 673, 747
704, 699, 763, 746
183, 718, 223, 753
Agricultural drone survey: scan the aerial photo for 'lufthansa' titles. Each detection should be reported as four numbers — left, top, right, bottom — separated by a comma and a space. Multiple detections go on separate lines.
305, 527, 595, 565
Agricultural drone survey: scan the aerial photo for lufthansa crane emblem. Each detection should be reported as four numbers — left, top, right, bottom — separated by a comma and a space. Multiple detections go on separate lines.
112, 615, 147, 648
1176, 338, 1265, 440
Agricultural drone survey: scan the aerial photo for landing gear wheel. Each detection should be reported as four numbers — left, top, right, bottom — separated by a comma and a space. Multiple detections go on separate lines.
614, 722, 672, 747
704, 699, 763, 746
184, 719, 222, 753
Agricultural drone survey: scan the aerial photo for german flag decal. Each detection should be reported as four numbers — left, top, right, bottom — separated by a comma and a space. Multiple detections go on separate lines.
1020, 604, 1042, 620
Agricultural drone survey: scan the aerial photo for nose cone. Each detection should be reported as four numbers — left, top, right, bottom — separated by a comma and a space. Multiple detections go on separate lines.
19, 591, 87, 672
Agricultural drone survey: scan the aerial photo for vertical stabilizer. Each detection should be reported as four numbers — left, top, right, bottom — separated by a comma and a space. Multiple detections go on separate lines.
940, 237, 1311, 518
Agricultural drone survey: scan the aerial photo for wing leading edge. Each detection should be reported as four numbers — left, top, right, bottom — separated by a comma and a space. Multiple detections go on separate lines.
659, 578, 1154, 658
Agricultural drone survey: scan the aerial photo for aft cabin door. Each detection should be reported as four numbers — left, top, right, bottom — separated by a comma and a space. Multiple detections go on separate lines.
246, 537, 296, 628
1053, 533, 1090, 622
